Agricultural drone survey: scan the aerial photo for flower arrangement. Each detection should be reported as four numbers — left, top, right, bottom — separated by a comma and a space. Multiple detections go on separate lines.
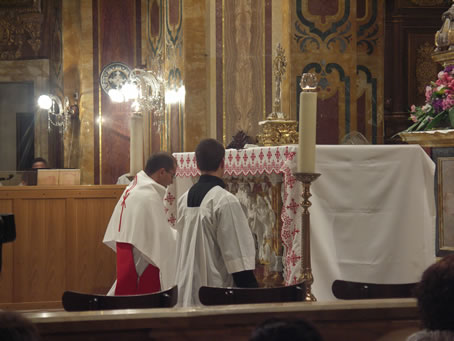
405, 65, 454, 132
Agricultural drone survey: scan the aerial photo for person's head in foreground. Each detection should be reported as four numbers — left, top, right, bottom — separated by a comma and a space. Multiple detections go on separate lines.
195, 138, 225, 174
250, 318, 323, 341
0, 311, 40, 341
144, 152, 177, 187
407, 254, 454, 341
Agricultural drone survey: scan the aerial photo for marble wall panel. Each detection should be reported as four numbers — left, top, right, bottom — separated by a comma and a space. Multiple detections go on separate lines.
356, 0, 384, 144
94, 0, 138, 184
143, 0, 165, 154
165, 0, 184, 153
62, 0, 95, 184
182, 0, 208, 152
220, 0, 271, 145
292, 0, 384, 144
143, 0, 185, 153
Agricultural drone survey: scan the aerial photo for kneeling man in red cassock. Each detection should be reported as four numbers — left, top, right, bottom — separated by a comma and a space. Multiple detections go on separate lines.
103, 152, 177, 295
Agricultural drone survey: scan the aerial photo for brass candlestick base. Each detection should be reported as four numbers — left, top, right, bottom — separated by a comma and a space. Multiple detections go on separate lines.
293, 172, 321, 302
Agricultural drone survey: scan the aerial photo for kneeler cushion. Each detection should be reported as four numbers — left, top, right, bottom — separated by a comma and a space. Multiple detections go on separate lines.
115, 242, 161, 295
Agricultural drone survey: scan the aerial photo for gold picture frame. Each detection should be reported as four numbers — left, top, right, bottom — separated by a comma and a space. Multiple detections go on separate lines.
437, 157, 454, 254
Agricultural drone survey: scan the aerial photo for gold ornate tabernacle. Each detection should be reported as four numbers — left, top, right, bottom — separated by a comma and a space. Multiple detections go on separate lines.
257, 44, 298, 146
433, 1, 454, 66
257, 120, 298, 146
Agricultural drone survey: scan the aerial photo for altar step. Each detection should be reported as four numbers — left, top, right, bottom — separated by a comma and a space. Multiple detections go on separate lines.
23, 298, 420, 341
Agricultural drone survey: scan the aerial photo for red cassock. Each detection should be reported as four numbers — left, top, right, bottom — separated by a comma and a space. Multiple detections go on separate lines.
115, 242, 161, 295
103, 171, 177, 295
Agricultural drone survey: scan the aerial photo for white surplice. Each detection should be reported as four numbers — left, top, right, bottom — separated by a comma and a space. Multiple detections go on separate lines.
103, 170, 177, 291
175, 185, 256, 307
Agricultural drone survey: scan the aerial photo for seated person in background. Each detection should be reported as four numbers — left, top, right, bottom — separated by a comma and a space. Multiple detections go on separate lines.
103, 152, 177, 296
0, 311, 40, 341
407, 255, 454, 341
175, 138, 258, 307
31, 158, 48, 169
250, 318, 324, 341
21, 157, 49, 185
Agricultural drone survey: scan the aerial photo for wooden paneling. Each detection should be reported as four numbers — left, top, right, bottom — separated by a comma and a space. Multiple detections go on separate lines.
13, 198, 66, 302
0, 185, 123, 309
67, 198, 117, 293
0, 200, 13, 303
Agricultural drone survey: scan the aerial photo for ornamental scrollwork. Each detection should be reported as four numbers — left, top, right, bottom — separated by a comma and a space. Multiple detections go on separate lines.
416, 42, 439, 96
0, 2, 43, 60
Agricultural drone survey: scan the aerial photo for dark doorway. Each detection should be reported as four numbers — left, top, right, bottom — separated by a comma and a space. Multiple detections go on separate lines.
16, 113, 35, 170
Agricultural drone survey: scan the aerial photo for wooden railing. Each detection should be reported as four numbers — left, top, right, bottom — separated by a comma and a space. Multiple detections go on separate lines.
24, 298, 421, 341
0, 185, 125, 309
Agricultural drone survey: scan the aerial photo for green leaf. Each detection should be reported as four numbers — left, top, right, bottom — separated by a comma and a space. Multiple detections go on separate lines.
405, 120, 420, 132
425, 111, 447, 130
415, 116, 431, 131
449, 107, 454, 128
438, 88, 446, 94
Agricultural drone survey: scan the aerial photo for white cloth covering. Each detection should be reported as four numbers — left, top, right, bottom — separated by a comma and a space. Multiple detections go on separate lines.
116, 173, 132, 185
103, 170, 177, 291
175, 185, 256, 307
170, 144, 436, 301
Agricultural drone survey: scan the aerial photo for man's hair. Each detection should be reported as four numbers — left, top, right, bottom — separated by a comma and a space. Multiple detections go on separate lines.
144, 152, 176, 176
195, 138, 225, 172
250, 318, 323, 341
415, 254, 454, 331
31, 157, 47, 168
0, 311, 40, 341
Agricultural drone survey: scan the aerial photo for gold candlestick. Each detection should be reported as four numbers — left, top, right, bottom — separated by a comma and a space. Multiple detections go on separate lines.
293, 172, 320, 302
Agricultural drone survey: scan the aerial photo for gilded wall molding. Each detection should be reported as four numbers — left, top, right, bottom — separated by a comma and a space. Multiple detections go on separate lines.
0, 0, 43, 60
410, 0, 445, 6
416, 41, 439, 97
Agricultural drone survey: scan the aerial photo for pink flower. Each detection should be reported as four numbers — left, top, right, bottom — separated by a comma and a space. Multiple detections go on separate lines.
410, 105, 416, 112
442, 96, 454, 111
410, 114, 418, 122
425, 86, 433, 101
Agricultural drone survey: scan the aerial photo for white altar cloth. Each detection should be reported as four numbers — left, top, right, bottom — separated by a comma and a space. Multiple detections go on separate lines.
168, 144, 436, 301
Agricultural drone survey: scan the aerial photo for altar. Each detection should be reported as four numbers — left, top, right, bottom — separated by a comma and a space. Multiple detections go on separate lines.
167, 144, 436, 301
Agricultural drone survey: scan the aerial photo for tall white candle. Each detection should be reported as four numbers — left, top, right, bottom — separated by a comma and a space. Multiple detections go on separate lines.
297, 91, 317, 173
130, 112, 144, 176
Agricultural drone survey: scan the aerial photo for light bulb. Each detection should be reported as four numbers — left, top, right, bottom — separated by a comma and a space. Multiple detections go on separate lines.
38, 95, 53, 110
177, 86, 186, 100
165, 89, 178, 104
131, 100, 140, 112
108, 89, 125, 103
122, 82, 139, 101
